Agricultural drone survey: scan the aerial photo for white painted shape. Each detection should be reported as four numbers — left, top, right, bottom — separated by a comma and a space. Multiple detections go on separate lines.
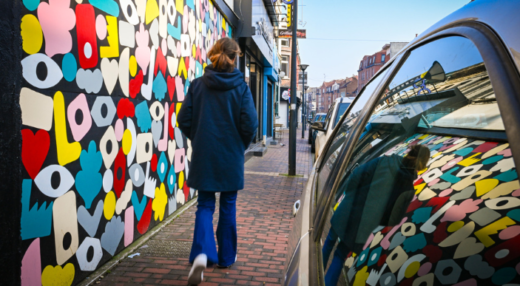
20, 87, 53, 131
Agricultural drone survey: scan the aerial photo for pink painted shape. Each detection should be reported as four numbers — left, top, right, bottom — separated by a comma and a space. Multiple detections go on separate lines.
453, 279, 477, 286
201, 47, 206, 62
512, 189, 520, 197
176, 40, 182, 57
441, 199, 482, 222
161, 39, 167, 56
363, 233, 375, 250
175, 76, 185, 101
67, 93, 92, 142
418, 262, 432, 276
441, 156, 463, 172
499, 225, 520, 240
183, 6, 189, 33
95, 14, 107, 40
380, 217, 407, 249
175, 148, 185, 173
37, 0, 75, 57
124, 206, 134, 247
516, 262, 520, 275
158, 103, 169, 152
439, 188, 453, 197
428, 178, 441, 187
115, 119, 124, 141
135, 24, 151, 75
498, 148, 512, 157
21, 238, 41, 286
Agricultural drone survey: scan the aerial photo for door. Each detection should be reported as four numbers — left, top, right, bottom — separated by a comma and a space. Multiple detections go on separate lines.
267, 82, 273, 137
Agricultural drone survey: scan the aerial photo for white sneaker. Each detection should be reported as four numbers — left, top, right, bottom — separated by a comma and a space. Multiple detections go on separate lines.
188, 254, 207, 285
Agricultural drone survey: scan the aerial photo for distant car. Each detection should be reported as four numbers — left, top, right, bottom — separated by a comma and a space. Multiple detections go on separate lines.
308, 113, 326, 150
284, 1, 520, 285
313, 97, 353, 159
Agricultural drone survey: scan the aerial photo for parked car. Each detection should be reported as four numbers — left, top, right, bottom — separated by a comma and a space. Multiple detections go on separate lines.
313, 97, 354, 159
308, 113, 327, 152
284, 1, 520, 285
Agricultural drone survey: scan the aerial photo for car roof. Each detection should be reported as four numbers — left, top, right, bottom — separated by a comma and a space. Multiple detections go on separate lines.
334, 97, 354, 103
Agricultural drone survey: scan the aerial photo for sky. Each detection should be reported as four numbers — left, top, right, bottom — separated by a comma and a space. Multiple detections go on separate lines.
295, 0, 470, 87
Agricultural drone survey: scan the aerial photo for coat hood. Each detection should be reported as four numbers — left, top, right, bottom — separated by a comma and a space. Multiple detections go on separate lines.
202, 65, 245, 91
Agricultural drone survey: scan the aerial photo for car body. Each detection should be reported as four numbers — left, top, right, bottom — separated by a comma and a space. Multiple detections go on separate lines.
314, 97, 354, 159
284, 1, 520, 285
308, 113, 327, 147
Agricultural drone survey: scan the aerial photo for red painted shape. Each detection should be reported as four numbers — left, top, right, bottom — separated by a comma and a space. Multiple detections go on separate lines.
195, 46, 201, 62
168, 97, 175, 140
473, 142, 498, 153
381, 226, 393, 234
406, 199, 422, 213
400, 278, 414, 286
130, 70, 144, 98
425, 197, 449, 213
151, 154, 158, 172
154, 47, 167, 77
167, 75, 176, 102
485, 233, 520, 267
422, 245, 442, 263
183, 183, 190, 201
21, 129, 50, 179
377, 254, 387, 267
433, 221, 448, 244
137, 199, 153, 234
117, 98, 135, 119
113, 148, 126, 198
413, 177, 424, 186
184, 57, 190, 71
75, 4, 98, 69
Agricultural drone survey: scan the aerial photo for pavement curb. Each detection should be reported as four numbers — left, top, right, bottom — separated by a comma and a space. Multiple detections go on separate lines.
78, 197, 198, 286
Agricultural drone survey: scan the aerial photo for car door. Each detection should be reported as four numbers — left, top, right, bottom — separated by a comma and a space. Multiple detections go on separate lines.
313, 25, 520, 286
316, 105, 335, 158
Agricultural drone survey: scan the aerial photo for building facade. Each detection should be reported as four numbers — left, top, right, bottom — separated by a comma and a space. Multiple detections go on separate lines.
357, 42, 408, 90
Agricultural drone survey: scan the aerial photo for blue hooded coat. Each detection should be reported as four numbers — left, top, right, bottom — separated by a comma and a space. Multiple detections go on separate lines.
177, 65, 258, 192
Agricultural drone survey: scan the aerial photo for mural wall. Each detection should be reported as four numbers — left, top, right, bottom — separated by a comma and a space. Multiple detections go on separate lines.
345, 134, 519, 286
19, 0, 231, 284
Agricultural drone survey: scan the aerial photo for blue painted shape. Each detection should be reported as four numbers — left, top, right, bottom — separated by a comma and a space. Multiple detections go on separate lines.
217, 13, 221, 32
167, 16, 182, 40
429, 143, 443, 151
492, 267, 516, 285
21, 179, 53, 240
157, 152, 168, 183
454, 147, 473, 156
483, 155, 504, 165
89, 0, 120, 17
367, 247, 382, 267
62, 53, 77, 82
167, 164, 176, 194
228, 26, 232, 38
135, 101, 152, 132
356, 247, 370, 267
184, 79, 191, 96
75, 141, 103, 209
402, 233, 427, 252
186, 0, 194, 10
23, 0, 39, 12
153, 71, 167, 101
412, 207, 432, 224
507, 209, 520, 222
101, 216, 125, 255
495, 169, 518, 182
131, 191, 147, 221
441, 166, 461, 183
195, 61, 203, 78
205, 12, 212, 32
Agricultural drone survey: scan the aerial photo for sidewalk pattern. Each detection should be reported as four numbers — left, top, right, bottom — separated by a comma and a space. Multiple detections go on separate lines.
98, 128, 313, 285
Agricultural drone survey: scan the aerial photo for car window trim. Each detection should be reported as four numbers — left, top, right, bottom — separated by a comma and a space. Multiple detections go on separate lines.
311, 22, 520, 243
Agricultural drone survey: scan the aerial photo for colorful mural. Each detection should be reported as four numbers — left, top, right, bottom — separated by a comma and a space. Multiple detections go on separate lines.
19, 0, 231, 284
345, 134, 519, 286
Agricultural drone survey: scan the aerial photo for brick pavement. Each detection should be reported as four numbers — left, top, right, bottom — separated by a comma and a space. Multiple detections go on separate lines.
97, 126, 313, 286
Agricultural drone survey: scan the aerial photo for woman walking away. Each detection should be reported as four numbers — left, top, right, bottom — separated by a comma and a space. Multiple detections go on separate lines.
177, 38, 258, 285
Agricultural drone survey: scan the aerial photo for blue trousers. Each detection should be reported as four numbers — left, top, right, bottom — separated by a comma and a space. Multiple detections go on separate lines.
322, 229, 350, 286
189, 191, 238, 267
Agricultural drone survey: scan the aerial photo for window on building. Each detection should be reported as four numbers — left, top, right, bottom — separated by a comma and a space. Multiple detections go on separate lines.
381, 54, 386, 62
281, 56, 289, 77
281, 39, 289, 47
373, 55, 376, 63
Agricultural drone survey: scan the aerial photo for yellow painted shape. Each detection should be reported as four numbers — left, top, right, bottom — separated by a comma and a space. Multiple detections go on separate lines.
178, 57, 188, 80
54, 91, 81, 166
417, 169, 427, 176
475, 179, 500, 197
153, 183, 168, 221
129, 55, 137, 77
176, 103, 182, 127
222, 18, 227, 31
475, 217, 515, 247
482, 180, 520, 200
122, 129, 132, 155
198, 19, 202, 32
145, 0, 159, 24
209, 1, 214, 20
482, 143, 509, 159
414, 183, 426, 195
433, 136, 450, 144
192, 44, 196, 57
100, 16, 119, 58
104, 191, 116, 220
418, 134, 429, 140
458, 152, 482, 167
179, 171, 184, 189
21, 14, 43, 55
42, 263, 75, 286
353, 266, 369, 286
448, 221, 465, 233
404, 261, 420, 278
176, 0, 184, 15
432, 152, 442, 158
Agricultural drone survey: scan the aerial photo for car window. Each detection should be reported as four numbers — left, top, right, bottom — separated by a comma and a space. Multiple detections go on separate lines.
319, 36, 515, 286
323, 103, 335, 130
318, 115, 326, 122
333, 102, 351, 128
